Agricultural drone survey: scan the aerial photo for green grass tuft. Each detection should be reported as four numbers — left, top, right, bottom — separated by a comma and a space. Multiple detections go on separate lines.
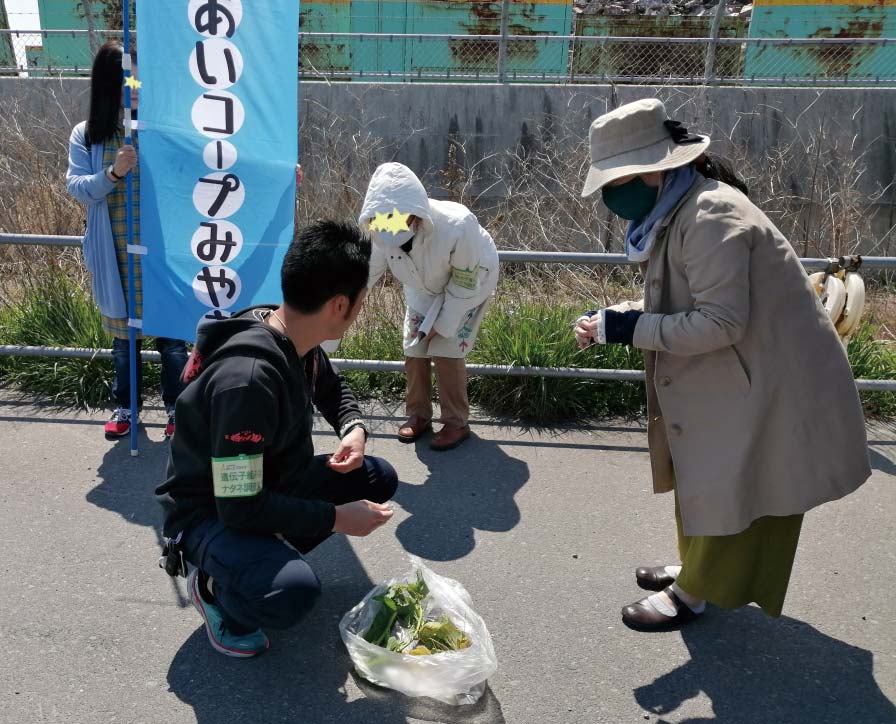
337, 309, 406, 400
468, 300, 645, 422
0, 268, 159, 409
847, 323, 896, 417
2, 267, 896, 422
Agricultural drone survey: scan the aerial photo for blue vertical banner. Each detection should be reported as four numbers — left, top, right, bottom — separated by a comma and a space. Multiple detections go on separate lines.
137, 0, 299, 341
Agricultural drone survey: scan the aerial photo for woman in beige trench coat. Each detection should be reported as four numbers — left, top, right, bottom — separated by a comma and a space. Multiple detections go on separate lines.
575, 99, 871, 631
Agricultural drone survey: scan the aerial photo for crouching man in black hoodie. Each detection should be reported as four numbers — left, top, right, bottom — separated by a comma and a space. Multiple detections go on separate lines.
156, 220, 397, 658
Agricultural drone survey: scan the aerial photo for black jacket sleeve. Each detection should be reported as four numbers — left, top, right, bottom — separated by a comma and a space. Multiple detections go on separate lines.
310, 348, 364, 437
208, 360, 336, 538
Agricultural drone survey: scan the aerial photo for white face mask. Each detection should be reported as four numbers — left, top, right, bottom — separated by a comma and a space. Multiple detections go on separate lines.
369, 227, 415, 249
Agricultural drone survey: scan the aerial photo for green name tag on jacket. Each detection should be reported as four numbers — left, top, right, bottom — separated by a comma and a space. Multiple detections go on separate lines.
452, 266, 478, 290
212, 453, 263, 497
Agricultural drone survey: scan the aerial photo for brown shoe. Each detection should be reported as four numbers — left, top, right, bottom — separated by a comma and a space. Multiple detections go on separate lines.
398, 415, 432, 443
429, 424, 471, 451
635, 565, 678, 592
621, 587, 702, 632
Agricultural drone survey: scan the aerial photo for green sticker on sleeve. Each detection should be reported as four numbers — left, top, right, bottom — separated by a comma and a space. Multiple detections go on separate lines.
212, 453, 263, 498
451, 266, 478, 290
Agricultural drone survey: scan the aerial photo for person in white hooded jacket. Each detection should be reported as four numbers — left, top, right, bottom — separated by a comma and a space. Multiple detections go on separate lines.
360, 163, 499, 450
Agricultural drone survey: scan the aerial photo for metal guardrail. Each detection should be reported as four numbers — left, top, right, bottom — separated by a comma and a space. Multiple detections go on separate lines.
1, 344, 892, 391
1, 232, 894, 391
0, 233, 82, 247
2, 29, 894, 86
6, 233, 896, 270
0, 345, 646, 383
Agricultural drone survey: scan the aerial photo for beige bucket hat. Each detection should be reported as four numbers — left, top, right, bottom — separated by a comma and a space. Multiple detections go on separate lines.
581, 98, 710, 198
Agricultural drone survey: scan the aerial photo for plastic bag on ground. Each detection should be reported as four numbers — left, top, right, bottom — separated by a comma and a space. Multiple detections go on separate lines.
339, 557, 498, 706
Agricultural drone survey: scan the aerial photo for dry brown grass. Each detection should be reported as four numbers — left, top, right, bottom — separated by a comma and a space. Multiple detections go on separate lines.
1, 91, 893, 322
2, 93, 896, 416
0, 95, 87, 306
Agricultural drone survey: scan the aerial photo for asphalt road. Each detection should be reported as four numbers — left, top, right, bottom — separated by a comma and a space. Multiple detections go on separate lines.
1, 393, 893, 724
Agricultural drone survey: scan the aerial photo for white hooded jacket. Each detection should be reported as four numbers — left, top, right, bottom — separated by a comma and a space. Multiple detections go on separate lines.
360, 163, 499, 339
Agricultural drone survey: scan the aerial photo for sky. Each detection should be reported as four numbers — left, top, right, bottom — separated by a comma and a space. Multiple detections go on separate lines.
4, 0, 40, 70
5, 0, 41, 29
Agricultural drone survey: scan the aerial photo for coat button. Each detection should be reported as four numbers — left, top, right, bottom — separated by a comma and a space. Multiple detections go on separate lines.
670, 423, 683, 435
658, 376, 671, 387
651, 279, 661, 290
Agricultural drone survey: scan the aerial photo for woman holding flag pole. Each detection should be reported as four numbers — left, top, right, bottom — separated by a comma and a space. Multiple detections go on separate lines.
67, 39, 188, 446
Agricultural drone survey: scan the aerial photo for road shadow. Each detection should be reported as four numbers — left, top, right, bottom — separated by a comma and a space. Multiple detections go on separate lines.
352, 672, 506, 723
867, 422, 896, 476
394, 433, 530, 561
167, 534, 504, 724
87, 427, 170, 537
634, 606, 896, 724
86, 426, 188, 606
868, 445, 896, 476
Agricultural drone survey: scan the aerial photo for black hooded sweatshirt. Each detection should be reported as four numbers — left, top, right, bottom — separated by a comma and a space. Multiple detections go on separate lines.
155, 306, 364, 540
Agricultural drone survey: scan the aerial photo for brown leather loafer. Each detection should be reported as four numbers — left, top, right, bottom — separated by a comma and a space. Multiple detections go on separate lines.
397, 415, 432, 443
635, 565, 678, 592
622, 587, 702, 632
429, 424, 471, 451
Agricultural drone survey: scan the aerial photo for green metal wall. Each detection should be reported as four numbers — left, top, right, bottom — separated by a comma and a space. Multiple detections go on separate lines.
571, 16, 747, 80
0, 1, 17, 71
36, 0, 111, 72
10, 1, 896, 82
301, 0, 574, 80
745, 1, 896, 81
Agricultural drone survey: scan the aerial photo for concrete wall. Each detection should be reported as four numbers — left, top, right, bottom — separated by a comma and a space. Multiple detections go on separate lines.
2, 78, 895, 249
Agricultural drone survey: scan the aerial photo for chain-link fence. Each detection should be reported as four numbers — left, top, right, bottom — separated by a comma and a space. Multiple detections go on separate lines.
1, 29, 894, 85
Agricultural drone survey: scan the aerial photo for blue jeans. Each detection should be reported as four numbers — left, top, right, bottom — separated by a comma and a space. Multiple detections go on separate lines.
181, 455, 398, 632
111, 337, 188, 409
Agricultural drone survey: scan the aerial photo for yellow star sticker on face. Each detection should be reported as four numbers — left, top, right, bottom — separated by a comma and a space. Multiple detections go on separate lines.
370, 211, 392, 233
384, 208, 412, 235
124, 75, 142, 90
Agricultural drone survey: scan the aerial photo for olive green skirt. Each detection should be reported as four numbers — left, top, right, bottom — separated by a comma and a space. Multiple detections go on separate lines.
674, 490, 803, 618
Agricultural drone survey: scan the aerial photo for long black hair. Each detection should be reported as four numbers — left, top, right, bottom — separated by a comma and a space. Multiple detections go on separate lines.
695, 154, 749, 197
86, 41, 136, 145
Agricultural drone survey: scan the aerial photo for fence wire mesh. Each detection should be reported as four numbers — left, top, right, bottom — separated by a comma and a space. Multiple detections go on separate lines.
1, 29, 894, 85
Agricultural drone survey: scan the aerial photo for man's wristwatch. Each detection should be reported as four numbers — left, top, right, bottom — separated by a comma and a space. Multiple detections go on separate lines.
109, 166, 123, 180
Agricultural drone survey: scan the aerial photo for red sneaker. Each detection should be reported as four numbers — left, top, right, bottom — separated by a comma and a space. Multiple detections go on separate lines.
104, 407, 135, 440
165, 408, 176, 439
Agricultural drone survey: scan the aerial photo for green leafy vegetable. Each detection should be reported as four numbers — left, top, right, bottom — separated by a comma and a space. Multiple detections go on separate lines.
361, 574, 471, 656
362, 593, 399, 647
418, 616, 471, 653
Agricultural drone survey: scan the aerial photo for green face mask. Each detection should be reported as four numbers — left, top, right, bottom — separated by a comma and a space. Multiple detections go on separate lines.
601, 176, 660, 221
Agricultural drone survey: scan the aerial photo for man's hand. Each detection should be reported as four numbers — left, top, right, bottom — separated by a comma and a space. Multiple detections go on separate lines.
332, 500, 394, 536
296, 164, 304, 187
327, 427, 366, 473
424, 329, 439, 343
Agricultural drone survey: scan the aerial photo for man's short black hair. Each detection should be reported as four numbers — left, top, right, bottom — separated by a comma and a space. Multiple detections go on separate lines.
281, 220, 371, 314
